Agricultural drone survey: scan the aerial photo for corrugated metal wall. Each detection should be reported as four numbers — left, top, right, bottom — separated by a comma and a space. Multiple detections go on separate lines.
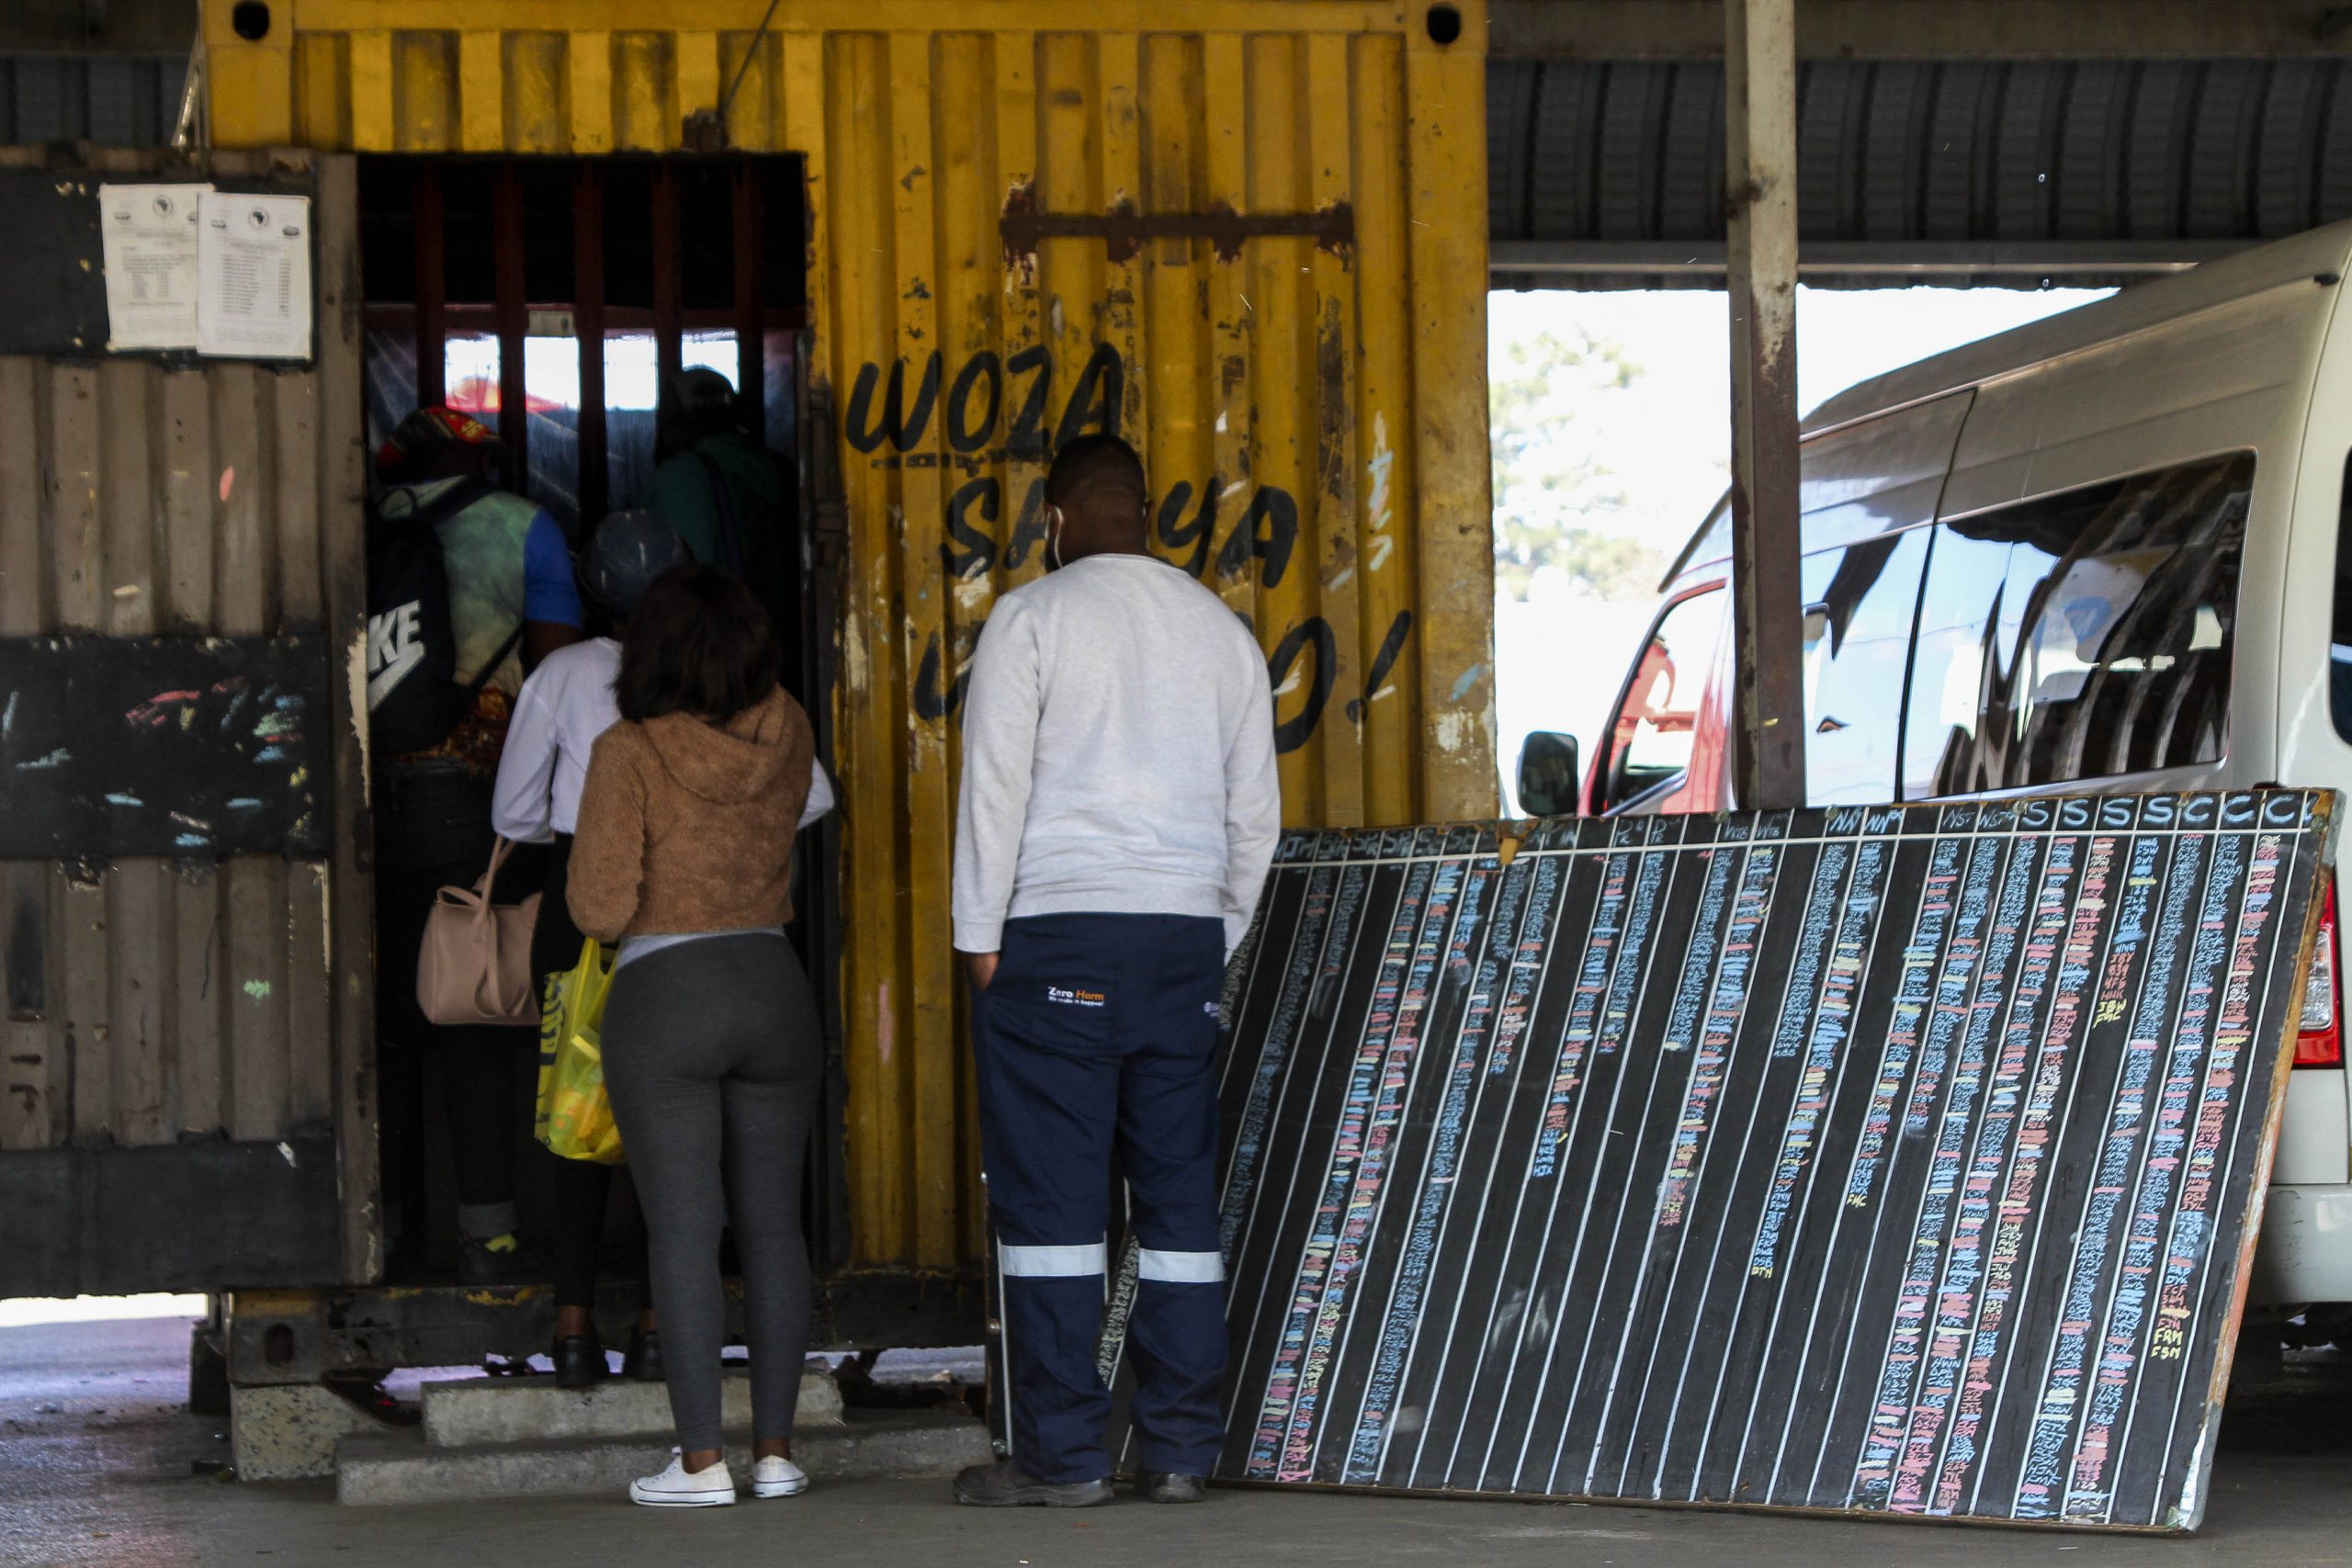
1489, 57, 2352, 286
0, 149, 377, 1276
206, 0, 1498, 1272
0, 54, 186, 145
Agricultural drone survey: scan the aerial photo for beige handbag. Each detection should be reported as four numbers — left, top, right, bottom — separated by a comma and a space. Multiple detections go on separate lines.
416, 837, 543, 1027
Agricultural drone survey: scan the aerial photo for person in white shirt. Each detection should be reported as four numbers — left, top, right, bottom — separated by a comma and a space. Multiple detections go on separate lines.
493, 513, 835, 1387
492, 511, 685, 1388
949, 434, 1280, 1508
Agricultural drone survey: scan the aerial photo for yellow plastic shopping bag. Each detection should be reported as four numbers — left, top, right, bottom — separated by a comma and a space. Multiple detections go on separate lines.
534, 938, 625, 1164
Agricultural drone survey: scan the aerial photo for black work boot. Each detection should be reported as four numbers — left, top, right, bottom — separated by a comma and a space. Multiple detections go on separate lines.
952, 1459, 1114, 1507
551, 1335, 606, 1389
1136, 1471, 1208, 1504
624, 1325, 664, 1382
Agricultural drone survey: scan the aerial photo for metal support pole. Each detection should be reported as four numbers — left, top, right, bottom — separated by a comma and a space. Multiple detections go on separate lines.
493, 162, 530, 495
574, 165, 609, 536
733, 162, 764, 433
652, 165, 684, 404
1724, 0, 1807, 808
413, 164, 447, 415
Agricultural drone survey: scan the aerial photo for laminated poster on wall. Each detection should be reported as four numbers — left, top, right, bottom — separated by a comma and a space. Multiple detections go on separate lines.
193, 189, 311, 361
97, 183, 209, 351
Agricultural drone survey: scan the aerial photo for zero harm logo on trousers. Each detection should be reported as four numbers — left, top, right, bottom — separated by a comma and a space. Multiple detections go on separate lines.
1046, 986, 1107, 1007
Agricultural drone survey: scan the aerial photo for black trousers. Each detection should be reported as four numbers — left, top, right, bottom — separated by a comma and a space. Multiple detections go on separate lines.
375, 768, 540, 1247
532, 833, 648, 1313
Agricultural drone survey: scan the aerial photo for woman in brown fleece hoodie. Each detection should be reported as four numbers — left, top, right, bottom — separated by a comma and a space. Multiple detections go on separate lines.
568, 564, 826, 1509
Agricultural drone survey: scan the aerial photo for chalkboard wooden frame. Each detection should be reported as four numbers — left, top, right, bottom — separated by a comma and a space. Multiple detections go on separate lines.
1086, 791, 2335, 1534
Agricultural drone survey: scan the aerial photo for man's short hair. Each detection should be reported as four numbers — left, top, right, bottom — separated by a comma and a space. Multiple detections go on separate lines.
1046, 433, 1147, 515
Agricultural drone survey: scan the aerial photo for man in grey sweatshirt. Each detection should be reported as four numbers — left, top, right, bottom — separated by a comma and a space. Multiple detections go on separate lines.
951, 434, 1281, 1508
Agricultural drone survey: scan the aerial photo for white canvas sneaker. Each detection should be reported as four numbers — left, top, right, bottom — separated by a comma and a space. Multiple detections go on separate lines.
628, 1450, 738, 1508
751, 1456, 808, 1498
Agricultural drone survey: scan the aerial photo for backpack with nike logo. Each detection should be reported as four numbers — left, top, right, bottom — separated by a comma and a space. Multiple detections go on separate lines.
364, 479, 521, 758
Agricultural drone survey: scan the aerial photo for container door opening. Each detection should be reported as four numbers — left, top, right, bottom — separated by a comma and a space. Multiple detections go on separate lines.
356, 154, 831, 1290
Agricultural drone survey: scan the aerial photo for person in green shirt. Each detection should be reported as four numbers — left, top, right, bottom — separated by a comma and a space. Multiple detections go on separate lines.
650, 368, 798, 645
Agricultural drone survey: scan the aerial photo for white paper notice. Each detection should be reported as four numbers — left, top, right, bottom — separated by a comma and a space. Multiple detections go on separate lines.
195, 191, 312, 360
100, 183, 209, 351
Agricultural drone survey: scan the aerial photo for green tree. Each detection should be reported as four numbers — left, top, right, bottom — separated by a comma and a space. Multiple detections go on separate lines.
1489, 325, 1665, 600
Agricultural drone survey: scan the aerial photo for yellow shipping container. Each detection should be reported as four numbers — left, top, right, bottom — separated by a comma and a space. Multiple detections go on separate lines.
205, 0, 1498, 1276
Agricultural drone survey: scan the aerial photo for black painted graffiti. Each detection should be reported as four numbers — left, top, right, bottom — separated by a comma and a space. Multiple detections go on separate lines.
867, 340, 1398, 753
911, 631, 972, 723
850, 341, 1124, 460
845, 351, 939, 454
1266, 617, 1338, 753
1218, 488, 1298, 588
869, 344, 1300, 592
943, 476, 1052, 577
941, 470, 1300, 591
1345, 609, 1414, 724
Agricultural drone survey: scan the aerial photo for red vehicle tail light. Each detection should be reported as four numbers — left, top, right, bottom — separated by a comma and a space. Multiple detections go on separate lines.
2295, 881, 2341, 1067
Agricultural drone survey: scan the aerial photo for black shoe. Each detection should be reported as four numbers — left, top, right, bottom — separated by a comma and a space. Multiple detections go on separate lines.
1136, 1471, 1208, 1504
458, 1235, 537, 1286
624, 1325, 664, 1382
551, 1334, 607, 1389
952, 1459, 1114, 1508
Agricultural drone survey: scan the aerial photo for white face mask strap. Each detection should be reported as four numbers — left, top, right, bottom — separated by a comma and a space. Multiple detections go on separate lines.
1046, 503, 1065, 571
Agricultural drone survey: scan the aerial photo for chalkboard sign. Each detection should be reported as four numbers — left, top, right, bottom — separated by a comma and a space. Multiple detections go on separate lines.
0, 169, 110, 356
0, 637, 330, 860
1094, 793, 2334, 1533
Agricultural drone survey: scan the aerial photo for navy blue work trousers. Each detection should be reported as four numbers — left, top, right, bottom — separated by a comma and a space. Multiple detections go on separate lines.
972, 911, 1229, 1484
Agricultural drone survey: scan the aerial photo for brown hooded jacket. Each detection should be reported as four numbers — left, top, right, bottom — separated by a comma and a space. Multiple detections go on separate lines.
566, 685, 816, 943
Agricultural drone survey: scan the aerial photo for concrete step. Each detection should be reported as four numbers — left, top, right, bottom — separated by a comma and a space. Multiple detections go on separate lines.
335, 1408, 992, 1506
420, 1367, 843, 1448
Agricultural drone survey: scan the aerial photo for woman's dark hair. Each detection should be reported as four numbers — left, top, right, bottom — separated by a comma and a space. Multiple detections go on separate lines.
616, 564, 778, 723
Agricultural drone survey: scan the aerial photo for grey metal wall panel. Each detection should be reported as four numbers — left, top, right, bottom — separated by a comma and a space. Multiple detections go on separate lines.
0, 54, 183, 146
0, 353, 342, 1155
1489, 57, 2352, 288
0, 152, 367, 1196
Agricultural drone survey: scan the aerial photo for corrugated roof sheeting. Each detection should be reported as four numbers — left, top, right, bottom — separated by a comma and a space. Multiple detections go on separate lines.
1491, 57, 2352, 288
0, 54, 184, 145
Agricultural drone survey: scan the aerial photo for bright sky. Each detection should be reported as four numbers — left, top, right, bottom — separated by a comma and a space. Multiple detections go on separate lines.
1489, 285, 2113, 807
1488, 285, 2113, 568
441, 331, 741, 412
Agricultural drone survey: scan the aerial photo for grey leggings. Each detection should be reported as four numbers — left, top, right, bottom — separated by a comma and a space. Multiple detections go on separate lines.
601, 933, 822, 1450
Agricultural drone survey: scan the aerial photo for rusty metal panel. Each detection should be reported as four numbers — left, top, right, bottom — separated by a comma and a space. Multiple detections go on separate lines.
0, 147, 376, 1284
207, 2, 1498, 1272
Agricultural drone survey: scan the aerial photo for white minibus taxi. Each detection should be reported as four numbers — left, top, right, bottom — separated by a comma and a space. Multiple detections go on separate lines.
1521, 220, 2352, 1315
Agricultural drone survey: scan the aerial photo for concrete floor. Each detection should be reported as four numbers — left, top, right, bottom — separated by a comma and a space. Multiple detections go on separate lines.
6, 1315, 2352, 1568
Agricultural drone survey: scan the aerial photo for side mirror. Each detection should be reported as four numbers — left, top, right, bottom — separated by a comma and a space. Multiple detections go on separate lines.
1516, 730, 1582, 818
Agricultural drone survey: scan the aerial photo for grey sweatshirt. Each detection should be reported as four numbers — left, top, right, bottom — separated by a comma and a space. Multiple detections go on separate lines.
952, 553, 1282, 955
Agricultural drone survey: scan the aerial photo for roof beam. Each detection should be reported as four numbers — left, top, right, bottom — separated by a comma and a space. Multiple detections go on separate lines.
1492, 0, 2352, 59
1490, 240, 2247, 282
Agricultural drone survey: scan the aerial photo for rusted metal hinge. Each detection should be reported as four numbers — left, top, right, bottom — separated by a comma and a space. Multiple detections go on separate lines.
1000, 189, 1353, 265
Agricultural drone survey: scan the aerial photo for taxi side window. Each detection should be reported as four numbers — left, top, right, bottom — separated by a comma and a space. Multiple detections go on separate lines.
1598, 588, 1726, 813
1801, 528, 1931, 806
1902, 452, 2250, 797
2331, 449, 2352, 745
